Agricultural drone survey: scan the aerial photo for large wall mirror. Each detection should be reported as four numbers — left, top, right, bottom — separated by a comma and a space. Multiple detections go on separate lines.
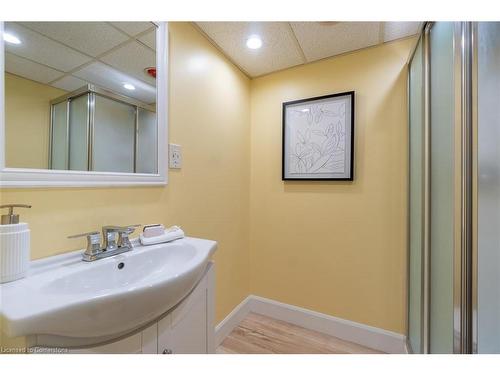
0, 21, 168, 187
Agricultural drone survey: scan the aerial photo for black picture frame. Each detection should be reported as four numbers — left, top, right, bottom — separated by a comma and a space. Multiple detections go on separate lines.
282, 91, 355, 181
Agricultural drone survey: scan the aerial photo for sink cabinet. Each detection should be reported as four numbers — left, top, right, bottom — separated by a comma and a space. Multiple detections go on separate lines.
34, 262, 215, 354
157, 264, 210, 354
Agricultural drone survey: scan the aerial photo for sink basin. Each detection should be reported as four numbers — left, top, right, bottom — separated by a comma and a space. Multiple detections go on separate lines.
0, 237, 216, 342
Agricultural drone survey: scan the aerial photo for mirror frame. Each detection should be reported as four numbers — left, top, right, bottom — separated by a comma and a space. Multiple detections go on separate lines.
0, 21, 168, 188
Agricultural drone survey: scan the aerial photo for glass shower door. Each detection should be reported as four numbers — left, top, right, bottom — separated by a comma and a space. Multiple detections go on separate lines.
136, 108, 157, 174
477, 21, 500, 354
68, 94, 89, 171
407, 22, 460, 354
50, 101, 68, 170
92, 95, 136, 173
408, 21, 500, 354
428, 21, 456, 354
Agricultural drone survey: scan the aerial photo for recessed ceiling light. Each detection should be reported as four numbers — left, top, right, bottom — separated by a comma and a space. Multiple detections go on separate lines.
246, 35, 262, 50
3, 33, 21, 45
123, 83, 135, 91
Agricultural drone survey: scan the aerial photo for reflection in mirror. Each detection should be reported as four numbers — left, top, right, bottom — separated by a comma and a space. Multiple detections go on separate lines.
4, 22, 157, 174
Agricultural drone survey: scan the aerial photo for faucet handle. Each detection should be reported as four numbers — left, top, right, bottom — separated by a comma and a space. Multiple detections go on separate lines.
68, 231, 101, 258
102, 225, 141, 250
68, 231, 100, 240
102, 224, 141, 233
117, 224, 141, 248
121, 224, 141, 233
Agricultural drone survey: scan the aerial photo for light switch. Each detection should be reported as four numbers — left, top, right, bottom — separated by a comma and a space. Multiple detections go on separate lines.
169, 144, 182, 169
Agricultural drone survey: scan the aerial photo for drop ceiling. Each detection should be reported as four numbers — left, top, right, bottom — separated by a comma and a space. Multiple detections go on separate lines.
4, 21, 421, 99
4, 22, 157, 104
196, 22, 422, 77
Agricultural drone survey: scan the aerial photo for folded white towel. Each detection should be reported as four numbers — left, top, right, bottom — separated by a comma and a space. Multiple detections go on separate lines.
139, 226, 185, 246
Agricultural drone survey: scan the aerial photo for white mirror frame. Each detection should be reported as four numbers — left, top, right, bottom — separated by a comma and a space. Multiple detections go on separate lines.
0, 21, 168, 188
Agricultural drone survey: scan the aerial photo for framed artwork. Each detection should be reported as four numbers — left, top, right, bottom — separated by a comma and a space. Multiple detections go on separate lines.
282, 91, 354, 181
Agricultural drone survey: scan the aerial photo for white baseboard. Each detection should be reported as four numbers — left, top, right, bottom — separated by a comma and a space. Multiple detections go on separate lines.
215, 295, 407, 354
215, 295, 253, 346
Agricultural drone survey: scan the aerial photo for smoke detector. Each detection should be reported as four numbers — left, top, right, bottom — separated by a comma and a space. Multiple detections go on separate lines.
144, 67, 156, 79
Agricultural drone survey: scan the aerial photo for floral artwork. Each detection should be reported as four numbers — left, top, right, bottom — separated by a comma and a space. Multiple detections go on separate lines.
289, 102, 346, 174
282, 92, 354, 180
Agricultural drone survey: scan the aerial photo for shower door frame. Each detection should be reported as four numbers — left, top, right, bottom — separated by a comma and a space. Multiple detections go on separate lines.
470, 22, 479, 355
407, 21, 476, 354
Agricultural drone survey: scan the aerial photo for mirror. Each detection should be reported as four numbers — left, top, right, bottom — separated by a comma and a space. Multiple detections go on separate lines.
3, 22, 159, 175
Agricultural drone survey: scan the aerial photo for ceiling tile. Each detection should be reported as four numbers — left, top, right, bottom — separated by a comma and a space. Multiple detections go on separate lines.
4, 22, 92, 72
19, 22, 129, 57
99, 41, 156, 85
5, 52, 64, 84
383, 22, 421, 42
290, 22, 382, 62
138, 30, 156, 50
110, 22, 155, 37
196, 22, 304, 77
51, 75, 88, 92
73, 62, 156, 104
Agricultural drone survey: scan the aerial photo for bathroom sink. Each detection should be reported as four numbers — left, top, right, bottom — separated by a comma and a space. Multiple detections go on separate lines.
0, 237, 216, 341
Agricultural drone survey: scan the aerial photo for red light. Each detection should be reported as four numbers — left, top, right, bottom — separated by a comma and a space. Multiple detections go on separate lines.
145, 67, 156, 78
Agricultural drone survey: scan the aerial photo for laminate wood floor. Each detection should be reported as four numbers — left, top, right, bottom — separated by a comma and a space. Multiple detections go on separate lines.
216, 313, 383, 354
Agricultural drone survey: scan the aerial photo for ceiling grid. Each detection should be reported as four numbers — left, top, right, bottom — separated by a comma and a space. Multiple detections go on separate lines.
196, 21, 422, 78
4, 21, 157, 103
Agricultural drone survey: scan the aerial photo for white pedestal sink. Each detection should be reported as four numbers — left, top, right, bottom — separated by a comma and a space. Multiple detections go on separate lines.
0, 237, 216, 346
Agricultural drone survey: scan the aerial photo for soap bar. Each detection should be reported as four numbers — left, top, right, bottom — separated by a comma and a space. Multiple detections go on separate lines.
143, 224, 165, 238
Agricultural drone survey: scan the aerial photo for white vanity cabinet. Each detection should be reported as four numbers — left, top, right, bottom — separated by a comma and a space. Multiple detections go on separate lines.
156, 260, 215, 354
157, 269, 208, 354
66, 332, 145, 354
40, 262, 215, 354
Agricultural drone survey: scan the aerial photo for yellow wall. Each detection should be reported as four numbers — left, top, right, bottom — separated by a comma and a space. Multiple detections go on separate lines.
249, 37, 415, 334
0, 22, 251, 348
5, 73, 65, 169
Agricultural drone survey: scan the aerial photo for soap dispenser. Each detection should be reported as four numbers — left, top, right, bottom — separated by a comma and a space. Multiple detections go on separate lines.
0, 204, 31, 283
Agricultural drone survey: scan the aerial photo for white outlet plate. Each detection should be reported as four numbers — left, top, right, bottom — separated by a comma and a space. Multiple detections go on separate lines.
169, 144, 182, 169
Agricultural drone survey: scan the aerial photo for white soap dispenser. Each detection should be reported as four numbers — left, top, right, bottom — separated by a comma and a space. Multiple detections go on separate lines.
0, 204, 31, 283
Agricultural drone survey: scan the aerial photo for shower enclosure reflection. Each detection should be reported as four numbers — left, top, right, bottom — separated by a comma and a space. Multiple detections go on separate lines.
49, 85, 157, 173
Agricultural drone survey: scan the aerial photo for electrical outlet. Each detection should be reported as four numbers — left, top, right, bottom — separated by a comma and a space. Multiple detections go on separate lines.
169, 144, 182, 169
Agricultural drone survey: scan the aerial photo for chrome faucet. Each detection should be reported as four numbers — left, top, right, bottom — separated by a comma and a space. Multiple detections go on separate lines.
69, 225, 141, 262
